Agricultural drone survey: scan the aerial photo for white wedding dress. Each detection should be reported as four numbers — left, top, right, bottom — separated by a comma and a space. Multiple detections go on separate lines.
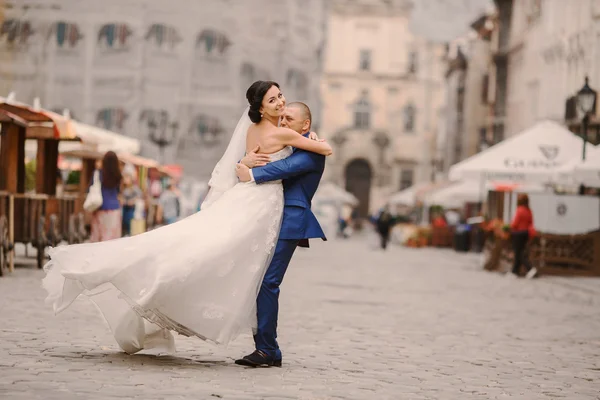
42, 145, 292, 354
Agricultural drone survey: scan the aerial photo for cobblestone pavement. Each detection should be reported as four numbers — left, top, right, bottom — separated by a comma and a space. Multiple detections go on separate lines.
1, 237, 600, 399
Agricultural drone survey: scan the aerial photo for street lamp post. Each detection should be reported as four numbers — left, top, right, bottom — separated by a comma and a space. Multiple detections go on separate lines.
148, 111, 178, 164
576, 76, 597, 162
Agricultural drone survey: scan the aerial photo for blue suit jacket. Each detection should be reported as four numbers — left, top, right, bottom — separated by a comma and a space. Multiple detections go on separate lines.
252, 140, 326, 248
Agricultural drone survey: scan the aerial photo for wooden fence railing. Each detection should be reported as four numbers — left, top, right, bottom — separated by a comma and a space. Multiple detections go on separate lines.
483, 231, 600, 276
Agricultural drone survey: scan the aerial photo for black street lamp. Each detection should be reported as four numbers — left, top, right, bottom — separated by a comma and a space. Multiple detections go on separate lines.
147, 111, 178, 164
576, 76, 597, 161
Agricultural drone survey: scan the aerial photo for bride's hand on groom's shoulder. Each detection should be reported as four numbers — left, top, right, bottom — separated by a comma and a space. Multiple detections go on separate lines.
308, 131, 326, 142
241, 145, 270, 168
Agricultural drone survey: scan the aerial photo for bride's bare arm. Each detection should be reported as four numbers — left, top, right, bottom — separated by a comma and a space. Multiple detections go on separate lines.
276, 128, 333, 156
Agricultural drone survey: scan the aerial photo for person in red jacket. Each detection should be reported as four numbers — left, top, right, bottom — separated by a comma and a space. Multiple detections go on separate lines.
510, 194, 536, 277
432, 213, 448, 228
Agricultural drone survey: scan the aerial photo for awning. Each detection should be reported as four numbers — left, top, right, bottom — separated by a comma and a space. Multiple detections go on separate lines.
158, 164, 184, 179
388, 181, 453, 206
117, 153, 159, 168
1, 96, 139, 151
426, 180, 547, 208
388, 182, 433, 206
449, 120, 584, 183
0, 98, 77, 139
72, 121, 140, 154
314, 182, 359, 206
60, 149, 159, 169
573, 149, 600, 187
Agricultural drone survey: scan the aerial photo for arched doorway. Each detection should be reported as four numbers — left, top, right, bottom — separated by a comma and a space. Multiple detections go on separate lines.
345, 159, 372, 217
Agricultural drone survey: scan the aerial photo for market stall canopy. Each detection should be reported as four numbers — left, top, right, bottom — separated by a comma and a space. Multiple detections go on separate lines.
388, 181, 452, 206
70, 121, 140, 154
388, 182, 434, 206
573, 149, 600, 188
0, 97, 77, 139
2, 95, 139, 155
159, 164, 184, 179
554, 144, 600, 186
449, 120, 584, 183
60, 149, 159, 169
425, 180, 546, 208
313, 182, 359, 206
117, 153, 159, 168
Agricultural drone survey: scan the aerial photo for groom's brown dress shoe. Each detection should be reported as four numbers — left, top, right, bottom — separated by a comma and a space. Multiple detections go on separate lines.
235, 350, 282, 367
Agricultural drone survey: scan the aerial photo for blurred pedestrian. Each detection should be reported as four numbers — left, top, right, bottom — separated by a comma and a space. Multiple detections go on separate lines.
376, 206, 394, 250
444, 209, 461, 226
121, 173, 143, 236
339, 203, 353, 238
432, 212, 447, 228
90, 151, 122, 242
158, 179, 181, 225
510, 193, 536, 278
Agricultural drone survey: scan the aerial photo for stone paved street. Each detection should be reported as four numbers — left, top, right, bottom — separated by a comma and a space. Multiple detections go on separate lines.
1, 237, 600, 399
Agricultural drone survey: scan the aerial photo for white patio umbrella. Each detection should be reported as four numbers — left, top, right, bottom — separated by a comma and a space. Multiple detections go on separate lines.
573, 149, 600, 187
388, 182, 431, 206
553, 145, 600, 186
426, 180, 547, 209
449, 120, 584, 183
313, 182, 359, 206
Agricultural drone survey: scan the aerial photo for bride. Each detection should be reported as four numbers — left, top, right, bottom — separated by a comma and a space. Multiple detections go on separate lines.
42, 81, 333, 354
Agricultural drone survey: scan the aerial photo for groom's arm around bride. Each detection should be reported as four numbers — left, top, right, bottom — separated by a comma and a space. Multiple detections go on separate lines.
234, 102, 327, 368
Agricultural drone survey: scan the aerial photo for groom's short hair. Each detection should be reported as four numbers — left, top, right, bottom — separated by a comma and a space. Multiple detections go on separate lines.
288, 102, 312, 128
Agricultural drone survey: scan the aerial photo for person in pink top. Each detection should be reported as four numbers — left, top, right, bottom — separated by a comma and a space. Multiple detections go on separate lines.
510, 193, 536, 278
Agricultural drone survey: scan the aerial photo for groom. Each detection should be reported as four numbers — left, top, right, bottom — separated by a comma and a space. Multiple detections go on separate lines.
234, 102, 326, 367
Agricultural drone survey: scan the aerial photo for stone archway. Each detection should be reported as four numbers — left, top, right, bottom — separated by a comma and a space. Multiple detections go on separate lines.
345, 159, 372, 217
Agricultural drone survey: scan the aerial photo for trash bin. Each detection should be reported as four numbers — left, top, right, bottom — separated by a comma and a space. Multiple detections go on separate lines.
470, 224, 485, 253
454, 224, 471, 252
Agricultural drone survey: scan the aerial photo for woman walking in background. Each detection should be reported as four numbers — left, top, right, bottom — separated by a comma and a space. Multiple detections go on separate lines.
510, 193, 537, 278
90, 151, 123, 242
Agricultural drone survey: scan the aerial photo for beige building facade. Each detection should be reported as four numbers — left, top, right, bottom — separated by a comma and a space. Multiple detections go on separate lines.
438, 14, 494, 178
0, 0, 327, 179
321, 0, 446, 216
490, 0, 600, 142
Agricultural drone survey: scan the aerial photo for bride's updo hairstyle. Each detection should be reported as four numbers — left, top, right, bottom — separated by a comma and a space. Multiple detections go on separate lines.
246, 80, 280, 123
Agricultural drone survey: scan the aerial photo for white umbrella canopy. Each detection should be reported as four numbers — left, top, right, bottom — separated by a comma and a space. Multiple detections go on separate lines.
574, 149, 600, 187
426, 180, 483, 208
71, 121, 140, 154
449, 120, 584, 183
388, 182, 432, 206
426, 180, 547, 208
553, 145, 600, 185
314, 182, 359, 206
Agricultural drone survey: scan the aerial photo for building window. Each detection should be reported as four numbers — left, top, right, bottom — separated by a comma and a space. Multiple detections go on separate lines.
403, 103, 416, 132
354, 90, 371, 129
359, 49, 371, 71
400, 169, 414, 190
408, 51, 418, 73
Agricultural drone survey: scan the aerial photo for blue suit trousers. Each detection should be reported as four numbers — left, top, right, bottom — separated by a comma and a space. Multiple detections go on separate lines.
254, 238, 299, 360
